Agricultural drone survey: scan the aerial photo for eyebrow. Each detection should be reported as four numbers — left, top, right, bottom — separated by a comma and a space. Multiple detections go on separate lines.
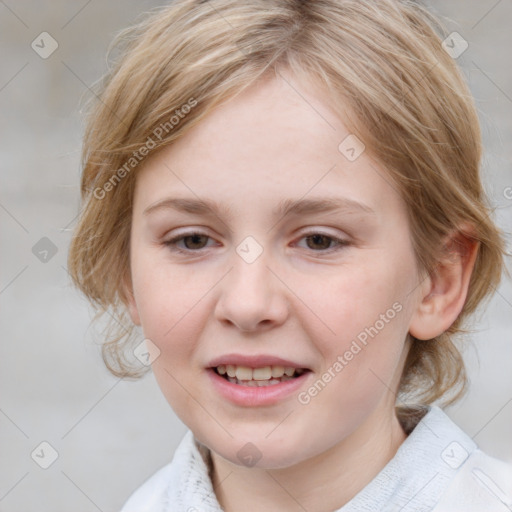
143, 196, 376, 219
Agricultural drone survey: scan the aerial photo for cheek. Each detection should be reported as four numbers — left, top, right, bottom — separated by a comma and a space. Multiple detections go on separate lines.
135, 272, 211, 420
303, 260, 407, 347
131, 244, 201, 329
299, 257, 412, 399
130, 256, 200, 365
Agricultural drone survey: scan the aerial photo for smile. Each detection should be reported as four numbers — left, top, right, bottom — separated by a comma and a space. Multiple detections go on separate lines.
214, 364, 307, 387
207, 366, 312, 406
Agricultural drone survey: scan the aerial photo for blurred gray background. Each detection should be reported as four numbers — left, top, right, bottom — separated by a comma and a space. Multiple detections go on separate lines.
1, 1, 511, 511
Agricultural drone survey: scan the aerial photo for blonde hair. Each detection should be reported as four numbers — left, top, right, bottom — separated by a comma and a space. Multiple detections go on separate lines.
68, 0, 506, 406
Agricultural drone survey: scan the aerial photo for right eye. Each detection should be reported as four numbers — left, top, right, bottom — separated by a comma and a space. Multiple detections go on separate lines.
163, 232, 216, 253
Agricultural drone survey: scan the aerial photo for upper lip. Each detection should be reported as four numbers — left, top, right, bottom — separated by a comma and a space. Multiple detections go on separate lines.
207, 353, 310, 369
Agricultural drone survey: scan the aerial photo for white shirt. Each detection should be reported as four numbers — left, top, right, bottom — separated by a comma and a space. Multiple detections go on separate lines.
121, 406, 512, 511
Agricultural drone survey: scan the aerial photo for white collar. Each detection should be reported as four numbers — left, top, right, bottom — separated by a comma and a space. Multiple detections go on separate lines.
157, 405, 478, 511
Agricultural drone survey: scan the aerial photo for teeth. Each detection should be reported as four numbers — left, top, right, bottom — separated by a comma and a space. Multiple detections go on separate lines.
216, 364, 307, 382
235, 366, 253, 381
271, 365, 285, 378
227, 376, 295, 386
252, 366, 272, 380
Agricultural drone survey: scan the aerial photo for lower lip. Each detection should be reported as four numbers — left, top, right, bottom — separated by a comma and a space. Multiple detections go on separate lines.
206, 368, 312, 407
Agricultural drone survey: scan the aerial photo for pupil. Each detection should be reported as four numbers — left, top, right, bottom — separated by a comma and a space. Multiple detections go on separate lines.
307, 234, 330, 250
185, 234, 207, 249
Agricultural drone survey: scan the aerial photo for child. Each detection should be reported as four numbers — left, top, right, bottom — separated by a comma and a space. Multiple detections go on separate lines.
68, 0, 512, 510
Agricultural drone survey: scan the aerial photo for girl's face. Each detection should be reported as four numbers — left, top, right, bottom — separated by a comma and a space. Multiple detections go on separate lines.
127, 72, 425, 469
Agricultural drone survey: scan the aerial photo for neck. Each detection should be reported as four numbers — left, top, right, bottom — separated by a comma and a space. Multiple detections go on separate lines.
210, 405, 407, 512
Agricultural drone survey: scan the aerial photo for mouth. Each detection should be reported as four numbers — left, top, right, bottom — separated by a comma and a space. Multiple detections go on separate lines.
211, 364, 311, 387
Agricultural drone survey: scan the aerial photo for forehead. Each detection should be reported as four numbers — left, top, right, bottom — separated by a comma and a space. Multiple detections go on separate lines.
133, 73, 404, 221
181, 73, 344, 162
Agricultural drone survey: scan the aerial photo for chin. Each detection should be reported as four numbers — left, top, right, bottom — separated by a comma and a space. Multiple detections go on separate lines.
208, 435, 310, 470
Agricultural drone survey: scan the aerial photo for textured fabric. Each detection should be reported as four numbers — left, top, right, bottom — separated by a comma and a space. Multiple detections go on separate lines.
120, 406, 512, 512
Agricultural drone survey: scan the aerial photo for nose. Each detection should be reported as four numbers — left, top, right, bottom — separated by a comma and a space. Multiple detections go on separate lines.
214, 250, 289, 333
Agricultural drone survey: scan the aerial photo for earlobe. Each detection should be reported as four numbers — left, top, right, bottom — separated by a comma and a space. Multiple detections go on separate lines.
127, 293, 142, 326
409, 226, 479, 341
122, 274, 141, 326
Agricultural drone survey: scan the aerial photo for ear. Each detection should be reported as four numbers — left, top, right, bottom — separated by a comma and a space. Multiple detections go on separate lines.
121, 272, 141, 326
409, 224, 479, 340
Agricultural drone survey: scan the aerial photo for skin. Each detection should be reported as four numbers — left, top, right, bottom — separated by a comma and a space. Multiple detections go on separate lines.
125, 69, 478, 511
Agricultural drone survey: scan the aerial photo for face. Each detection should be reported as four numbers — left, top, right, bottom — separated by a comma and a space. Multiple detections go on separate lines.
126, 71, 425, 469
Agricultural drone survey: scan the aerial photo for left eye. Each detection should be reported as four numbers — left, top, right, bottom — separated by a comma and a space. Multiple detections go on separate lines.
296, 233, 349, 252
163, 232, 349, 254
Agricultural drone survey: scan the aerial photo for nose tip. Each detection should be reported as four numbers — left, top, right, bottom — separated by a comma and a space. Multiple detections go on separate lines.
232, 317, 274, 333
214, 251, 289, 332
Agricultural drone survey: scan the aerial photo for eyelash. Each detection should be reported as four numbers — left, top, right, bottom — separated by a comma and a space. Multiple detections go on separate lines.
163, 231, 350, 255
